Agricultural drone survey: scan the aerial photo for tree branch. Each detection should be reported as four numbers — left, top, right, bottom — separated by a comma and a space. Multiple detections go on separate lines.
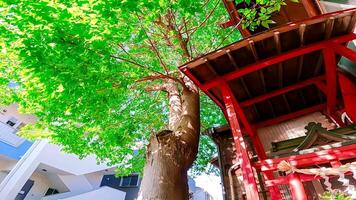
188, 0, 220, 35
136, 74, 184, 86
136, 14, 170, 74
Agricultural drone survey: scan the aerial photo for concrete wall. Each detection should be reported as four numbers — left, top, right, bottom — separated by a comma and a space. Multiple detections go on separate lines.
40, 143, 109, 175
24, 172, 52, 200
84, 172, 104, 190
60, 187, 125, 200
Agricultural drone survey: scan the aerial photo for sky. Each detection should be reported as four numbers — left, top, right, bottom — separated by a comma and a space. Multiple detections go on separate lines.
194, 174, 223, 200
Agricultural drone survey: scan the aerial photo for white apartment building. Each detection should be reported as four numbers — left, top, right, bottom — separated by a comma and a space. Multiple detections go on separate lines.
0, 104, 127, 200
0, 104, 214, 200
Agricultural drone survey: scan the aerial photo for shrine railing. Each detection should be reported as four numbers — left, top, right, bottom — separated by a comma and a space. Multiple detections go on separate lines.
253, 144, 356, 199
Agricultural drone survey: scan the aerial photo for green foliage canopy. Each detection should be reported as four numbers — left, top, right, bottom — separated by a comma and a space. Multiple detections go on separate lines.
235, 0, 299, 30
0, 0, 242, 175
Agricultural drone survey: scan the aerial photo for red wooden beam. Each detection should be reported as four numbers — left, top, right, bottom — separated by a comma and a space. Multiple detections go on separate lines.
265, 171, 355, 187
201, 33, 356, 91
314, 81, 327, 94
338, 71, 356, 122
255, 104, 325, 128
240, 76, 325, 107
230, 92, 256, 136
323, 48, 337, 114
254, 144, 356, 172
332, 43, 356, 63
221, 84, 260, 200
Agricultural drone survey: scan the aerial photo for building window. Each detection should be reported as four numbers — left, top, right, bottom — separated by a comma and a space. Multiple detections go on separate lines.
45, 188, 59, 196
100, 174, 140, 188
6, 117, 18, 127
121, 174, 139, 187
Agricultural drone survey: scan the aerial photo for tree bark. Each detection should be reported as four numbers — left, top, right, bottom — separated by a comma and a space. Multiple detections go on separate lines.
138, 88, 200, 200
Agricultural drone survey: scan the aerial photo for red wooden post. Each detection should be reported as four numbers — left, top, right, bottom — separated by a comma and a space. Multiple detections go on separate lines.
323, 48, 337, 115
263, 172, 283, 200
338, 71, 356, 122
288, 173, 307, 200
221, 84, 260, 200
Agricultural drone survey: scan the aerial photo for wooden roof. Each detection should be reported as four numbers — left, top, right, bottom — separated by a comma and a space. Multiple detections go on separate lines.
180, 8, 356, 125
271, 122, 356, 157
221, 0, 324, 37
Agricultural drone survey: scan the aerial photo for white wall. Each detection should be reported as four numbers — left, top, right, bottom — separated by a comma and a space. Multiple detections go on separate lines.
0, 140, 47, 200
44, 173, 69, 193
60, 186, 125, 200
40, 143, 109, 175
58, 175, 93, 193
257, 112, 335, 152
24, 172, 52, 200
84, 172, 105, 189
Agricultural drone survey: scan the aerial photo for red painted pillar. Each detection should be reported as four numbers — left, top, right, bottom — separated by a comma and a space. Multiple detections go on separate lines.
262, 172, 283, 200
221, 85, 260, 200
338, 71, 356, 122
288, 173, 307, 200
323, 48, 337, 115
252, 134, 284, 199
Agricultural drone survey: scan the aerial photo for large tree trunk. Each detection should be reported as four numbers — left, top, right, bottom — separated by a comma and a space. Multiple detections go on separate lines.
138, 88, 200, 200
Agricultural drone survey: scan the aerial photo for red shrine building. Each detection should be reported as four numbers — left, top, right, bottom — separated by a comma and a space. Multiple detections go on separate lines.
180, 1, 356, 199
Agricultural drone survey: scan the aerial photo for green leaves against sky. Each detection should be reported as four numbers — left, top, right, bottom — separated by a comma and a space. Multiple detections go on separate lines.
0, 0, 239, 175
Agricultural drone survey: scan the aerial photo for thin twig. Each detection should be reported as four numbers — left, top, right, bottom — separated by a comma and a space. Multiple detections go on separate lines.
188, 0, 220, 35
136, 14, 170, 74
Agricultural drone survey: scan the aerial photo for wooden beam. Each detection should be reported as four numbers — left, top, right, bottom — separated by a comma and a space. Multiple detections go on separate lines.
301, 0, 321, 17
200, 33, 356, 90
297, 24, 306, 81
347, 12, 356, 32
240, 76, 325, 107
265, 171, 355, 187
226, 49, 262, 120
325, 17, 335, 40
248, 40, 276, 117
255, 144, 356, 172
274, 32, 292, 113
